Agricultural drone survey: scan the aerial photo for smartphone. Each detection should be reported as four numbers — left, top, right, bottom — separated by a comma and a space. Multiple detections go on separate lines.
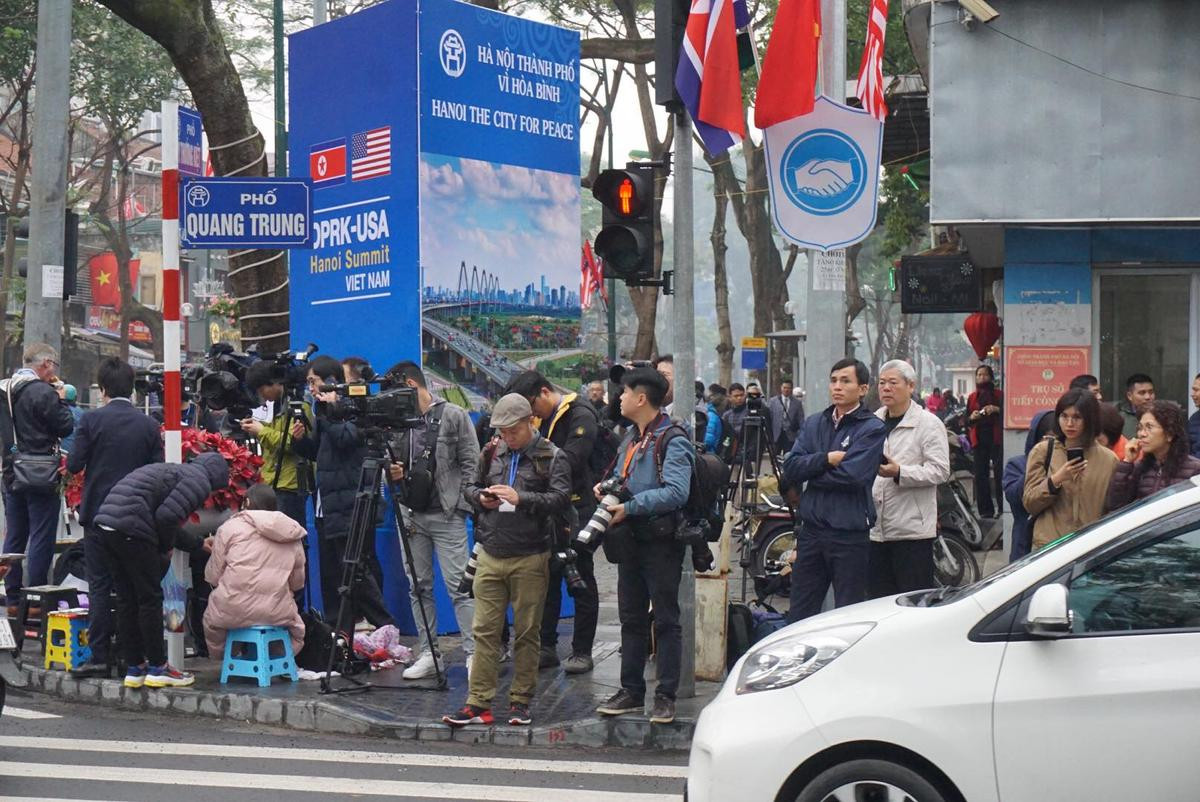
1067, 447, 1085, 463
0, 553, 25, 564
480, 490, 498, 500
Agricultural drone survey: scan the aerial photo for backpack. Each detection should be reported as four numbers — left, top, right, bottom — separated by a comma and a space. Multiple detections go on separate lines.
588, 413, 620, 485
726, 601, 755, 670
654, 422, 731, 541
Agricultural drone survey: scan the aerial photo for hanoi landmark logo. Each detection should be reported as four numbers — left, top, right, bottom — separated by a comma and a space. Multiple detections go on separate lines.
440, 29, 466, 77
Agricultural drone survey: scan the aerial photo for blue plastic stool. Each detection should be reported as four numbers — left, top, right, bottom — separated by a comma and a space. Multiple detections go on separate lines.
219, 626, 299, 687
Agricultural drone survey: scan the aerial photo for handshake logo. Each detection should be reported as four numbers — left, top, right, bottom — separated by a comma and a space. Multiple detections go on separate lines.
780, 129, 867, 216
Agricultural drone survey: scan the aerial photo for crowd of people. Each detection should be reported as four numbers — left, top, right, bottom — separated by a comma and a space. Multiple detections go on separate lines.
5, 338, 1200, 726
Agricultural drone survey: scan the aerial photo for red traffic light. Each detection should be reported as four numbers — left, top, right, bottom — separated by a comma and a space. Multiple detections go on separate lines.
593, 168, 651, 219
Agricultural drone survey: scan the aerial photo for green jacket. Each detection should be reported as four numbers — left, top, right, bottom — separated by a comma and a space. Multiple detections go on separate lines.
257, 402, 313, 493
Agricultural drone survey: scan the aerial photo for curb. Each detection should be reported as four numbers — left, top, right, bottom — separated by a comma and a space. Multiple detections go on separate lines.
14, 663, 696, 751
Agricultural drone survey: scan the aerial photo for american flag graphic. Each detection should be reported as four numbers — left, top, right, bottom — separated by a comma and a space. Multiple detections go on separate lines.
580, 241, 606, 310
855, 0, 889, 122
351, 126, 391, 181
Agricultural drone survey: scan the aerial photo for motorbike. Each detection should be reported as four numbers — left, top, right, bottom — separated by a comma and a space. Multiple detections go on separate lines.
739, 484, 981, 600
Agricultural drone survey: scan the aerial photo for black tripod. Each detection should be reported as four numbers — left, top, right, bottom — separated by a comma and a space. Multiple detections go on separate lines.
731, 412, 797, 598
320, 438, 446, 694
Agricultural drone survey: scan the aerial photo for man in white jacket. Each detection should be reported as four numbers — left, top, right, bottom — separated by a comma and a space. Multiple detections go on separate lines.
870, 360, 951, 597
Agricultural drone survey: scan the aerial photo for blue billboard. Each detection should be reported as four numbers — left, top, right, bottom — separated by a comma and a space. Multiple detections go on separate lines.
289, 0, 580, 633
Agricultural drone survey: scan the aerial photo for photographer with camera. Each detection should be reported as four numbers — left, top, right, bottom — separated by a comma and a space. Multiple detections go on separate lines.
594, 368, 694, 726
240, 361, 312, 527
382, 360, 479, 681
506, 370, 600, 674
293, 356, 394, 629
443, 394, 570, 728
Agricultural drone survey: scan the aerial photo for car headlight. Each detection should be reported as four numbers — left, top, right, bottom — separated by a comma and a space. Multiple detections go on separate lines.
735, 622, 874, 694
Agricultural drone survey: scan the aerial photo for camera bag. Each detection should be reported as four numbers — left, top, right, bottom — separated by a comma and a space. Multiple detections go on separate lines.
402, 402, 445, 512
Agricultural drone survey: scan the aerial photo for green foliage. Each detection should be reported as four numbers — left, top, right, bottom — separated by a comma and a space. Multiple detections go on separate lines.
879, 167, 927, 261
73, 1, 181, 136
0, 0, 35, 88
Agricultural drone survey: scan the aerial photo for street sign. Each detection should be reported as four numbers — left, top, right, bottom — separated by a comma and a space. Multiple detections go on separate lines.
741, 336, 767, 370
178, 106, 204, 177
762, 96, 883, 252
180, 177, 313, 249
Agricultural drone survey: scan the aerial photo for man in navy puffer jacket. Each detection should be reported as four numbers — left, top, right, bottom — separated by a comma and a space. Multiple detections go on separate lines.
94, 451, 229, 688
783, 359, 887, 622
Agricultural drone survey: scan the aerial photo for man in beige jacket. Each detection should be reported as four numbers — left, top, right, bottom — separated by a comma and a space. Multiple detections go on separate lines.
870, 360, 951, 597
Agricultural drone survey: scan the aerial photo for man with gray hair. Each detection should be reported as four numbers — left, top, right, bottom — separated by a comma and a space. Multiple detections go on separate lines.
870, 359, 950, 597
1, 343, 75, 614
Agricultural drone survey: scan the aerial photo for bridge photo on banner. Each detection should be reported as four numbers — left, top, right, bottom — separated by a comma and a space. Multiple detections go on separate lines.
288, 0, 580, 633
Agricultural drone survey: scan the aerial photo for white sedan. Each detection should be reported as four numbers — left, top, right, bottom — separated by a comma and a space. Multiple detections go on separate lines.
689, 477, 1200, 802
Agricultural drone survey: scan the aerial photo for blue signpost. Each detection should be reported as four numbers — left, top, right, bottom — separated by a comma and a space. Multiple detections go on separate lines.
179, 177, 313, 249
178, 106, 204, 177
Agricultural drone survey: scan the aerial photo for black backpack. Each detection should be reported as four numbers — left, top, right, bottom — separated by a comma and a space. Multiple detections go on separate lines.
654, 422, 731, 541
726, 601, 754, 670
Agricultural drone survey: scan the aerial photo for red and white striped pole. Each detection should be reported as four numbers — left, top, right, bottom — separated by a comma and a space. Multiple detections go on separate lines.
160, 100, 185, 667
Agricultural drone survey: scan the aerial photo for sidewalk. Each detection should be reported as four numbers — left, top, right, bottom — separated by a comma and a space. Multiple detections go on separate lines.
10, 618, 717, 751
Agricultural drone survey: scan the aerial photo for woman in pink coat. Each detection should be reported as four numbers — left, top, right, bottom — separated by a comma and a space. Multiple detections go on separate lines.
203, 485, 307, 658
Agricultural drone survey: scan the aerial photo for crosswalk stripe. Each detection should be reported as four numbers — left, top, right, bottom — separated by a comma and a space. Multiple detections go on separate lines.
0, 736, 688, 778
0, 762, 681, 801
0, 707, 61, 720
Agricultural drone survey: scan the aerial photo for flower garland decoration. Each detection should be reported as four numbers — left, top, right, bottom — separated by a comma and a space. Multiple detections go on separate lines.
206, 293, 239, 326
63, 427, 262, 516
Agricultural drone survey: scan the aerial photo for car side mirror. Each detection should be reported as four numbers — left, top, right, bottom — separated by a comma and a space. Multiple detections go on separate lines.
1025, 583, 1073, 638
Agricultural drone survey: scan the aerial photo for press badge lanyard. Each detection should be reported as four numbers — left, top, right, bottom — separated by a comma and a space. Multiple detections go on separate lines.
620, 413, 664, 480
507, 452, 520, 486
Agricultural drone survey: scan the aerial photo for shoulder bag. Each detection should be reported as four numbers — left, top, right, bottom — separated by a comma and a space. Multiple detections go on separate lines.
5, 383, 61, 493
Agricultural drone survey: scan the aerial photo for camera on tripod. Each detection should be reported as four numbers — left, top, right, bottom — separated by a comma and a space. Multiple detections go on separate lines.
319, 364, 421, 433
575, 477, 631, 548
134, 367, 164, 396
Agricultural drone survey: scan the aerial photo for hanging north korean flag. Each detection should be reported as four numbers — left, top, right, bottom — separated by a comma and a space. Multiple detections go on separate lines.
308, 138, 347, 188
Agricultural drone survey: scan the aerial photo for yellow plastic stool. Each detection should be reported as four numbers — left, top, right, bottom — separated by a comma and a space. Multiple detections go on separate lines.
44, 609, 91, 671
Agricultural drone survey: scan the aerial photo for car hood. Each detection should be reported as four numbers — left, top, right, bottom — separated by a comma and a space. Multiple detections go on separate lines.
756, 595, 907, 648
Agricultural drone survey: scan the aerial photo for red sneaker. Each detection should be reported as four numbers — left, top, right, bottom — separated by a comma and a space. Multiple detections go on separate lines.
442, 704, 493, 726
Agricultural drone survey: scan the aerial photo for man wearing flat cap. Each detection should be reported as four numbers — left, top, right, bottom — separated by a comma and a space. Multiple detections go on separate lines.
443, 393, 571, 729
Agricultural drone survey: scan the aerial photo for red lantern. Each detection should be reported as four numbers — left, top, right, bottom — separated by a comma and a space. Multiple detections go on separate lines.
964, 312, 1001, 361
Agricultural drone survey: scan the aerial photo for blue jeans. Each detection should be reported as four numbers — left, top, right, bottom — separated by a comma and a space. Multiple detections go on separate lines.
2, 486, 61, 606
617, 536, 685, 701
787, 525, 870, 623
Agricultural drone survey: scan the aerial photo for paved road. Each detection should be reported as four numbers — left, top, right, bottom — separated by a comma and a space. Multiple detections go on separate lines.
0, 692, 687, 802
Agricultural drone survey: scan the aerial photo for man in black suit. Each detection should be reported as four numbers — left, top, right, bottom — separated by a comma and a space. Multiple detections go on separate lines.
767, 380, 805, 455
67, 357, 163, 678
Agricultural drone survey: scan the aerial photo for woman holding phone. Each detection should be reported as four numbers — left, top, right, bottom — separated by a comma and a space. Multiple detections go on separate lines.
1024, 388, 1118, 550
1106, 400, 1200, 511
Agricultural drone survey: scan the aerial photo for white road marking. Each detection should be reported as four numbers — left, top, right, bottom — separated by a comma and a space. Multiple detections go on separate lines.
0, 762, 680, 801
0, 707, 62, 720
0, 736, 688, 778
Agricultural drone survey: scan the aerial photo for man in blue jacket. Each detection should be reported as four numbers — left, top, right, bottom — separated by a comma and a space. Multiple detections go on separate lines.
783, 358, 887, 622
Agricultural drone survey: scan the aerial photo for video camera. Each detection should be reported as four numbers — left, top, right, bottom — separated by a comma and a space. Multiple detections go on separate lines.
318, 362, 420, 432
134, 367, 164, 397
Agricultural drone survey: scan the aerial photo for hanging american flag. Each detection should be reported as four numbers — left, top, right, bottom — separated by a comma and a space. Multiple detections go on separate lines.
581, 240, 605, 310
351, 126, 391, 181
855, 0, 890, 122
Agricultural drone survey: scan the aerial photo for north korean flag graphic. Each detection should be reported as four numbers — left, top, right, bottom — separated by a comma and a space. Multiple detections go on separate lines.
309, 138, 347, 188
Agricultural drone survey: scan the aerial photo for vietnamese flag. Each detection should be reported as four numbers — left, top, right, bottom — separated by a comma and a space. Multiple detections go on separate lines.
754, 0, 821, 129
88, 252, 140, 307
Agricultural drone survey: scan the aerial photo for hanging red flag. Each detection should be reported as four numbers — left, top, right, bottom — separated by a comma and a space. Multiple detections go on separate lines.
754, 0, 821, 129
855, 0, 890, 122
88, 252, 141, 308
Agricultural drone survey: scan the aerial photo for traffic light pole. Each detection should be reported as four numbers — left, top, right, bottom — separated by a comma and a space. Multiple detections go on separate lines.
25, 0, 72, 353
673, 111, 696, 699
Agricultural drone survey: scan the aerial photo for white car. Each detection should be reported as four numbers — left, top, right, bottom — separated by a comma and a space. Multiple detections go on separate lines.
689, 477, 1200, 802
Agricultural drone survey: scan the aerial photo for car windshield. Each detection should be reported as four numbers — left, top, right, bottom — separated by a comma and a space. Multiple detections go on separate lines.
926, 480, 1200, 605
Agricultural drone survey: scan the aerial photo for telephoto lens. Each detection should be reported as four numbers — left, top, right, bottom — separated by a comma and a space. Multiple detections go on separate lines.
457, 542, 480, 596
576, 478, 629, 548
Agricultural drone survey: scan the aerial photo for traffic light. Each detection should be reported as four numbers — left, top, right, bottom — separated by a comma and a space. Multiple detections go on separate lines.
15, 213, 80, 298
592, 163, 657, 284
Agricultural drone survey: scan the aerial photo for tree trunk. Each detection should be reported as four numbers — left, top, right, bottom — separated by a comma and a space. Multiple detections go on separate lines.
97, 0, 288, 354
0, 103, 30, 375
708, 142, 796, 386
710, 167, 733, 387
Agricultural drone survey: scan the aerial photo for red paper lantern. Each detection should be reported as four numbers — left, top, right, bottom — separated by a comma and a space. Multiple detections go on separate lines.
964, 312, 1001, 361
